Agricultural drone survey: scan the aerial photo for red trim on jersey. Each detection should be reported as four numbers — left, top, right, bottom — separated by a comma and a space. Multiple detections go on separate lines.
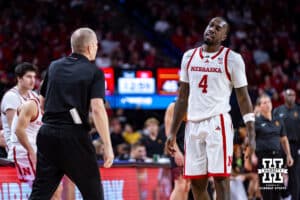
13, 147, 23, 176
224, 48, 231, 81
186, 48, 197, 71
199, 47, 204, 59
211, 46, 225, 59
183, 174, 208, 179
207, 173, 230, 177
27, 152, 36, 175
220, 114, 227, 174
29, 98, 40, 122
199, 46, 225, 60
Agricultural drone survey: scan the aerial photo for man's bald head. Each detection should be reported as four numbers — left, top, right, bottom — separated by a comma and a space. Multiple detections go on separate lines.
70, 27, 98, 56
284, 88, 296, 107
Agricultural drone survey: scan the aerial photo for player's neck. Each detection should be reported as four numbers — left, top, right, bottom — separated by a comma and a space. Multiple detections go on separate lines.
16, 84, 30, 97
202, 44, 221, 53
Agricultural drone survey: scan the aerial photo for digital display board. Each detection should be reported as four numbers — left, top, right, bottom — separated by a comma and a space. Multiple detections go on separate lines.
102, 68, 115, 95
103, 68, 178, 109
157, 68, 180, 95
117, 70, 155, 95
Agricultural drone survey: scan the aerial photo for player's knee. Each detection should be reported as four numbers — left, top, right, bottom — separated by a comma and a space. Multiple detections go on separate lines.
214, 176, 229, 183
191, 178, 208, 192
175, 179, 190, 193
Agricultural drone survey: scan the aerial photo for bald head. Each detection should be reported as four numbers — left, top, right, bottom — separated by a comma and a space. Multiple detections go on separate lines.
284, 88, 296, 107
70, 27, 98, 58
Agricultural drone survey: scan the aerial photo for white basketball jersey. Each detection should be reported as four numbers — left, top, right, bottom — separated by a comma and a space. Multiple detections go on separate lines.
10, 98, 42, 155
180, 46, 248, 121
1, 87, 38, 160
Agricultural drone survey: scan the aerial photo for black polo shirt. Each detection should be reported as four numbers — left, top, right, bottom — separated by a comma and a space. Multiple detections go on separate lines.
255, 115, 286, 152
41, 53, 105, 126
273, 104, 300, 143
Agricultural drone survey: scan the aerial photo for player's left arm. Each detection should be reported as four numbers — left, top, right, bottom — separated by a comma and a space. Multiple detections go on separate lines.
235, 87, 255, 149
230, 52, 256, 151
15, 101, 37, 156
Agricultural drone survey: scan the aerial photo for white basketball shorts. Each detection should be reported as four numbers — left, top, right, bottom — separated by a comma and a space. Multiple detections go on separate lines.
184, 113, 234, 178
13, 145, 36, 183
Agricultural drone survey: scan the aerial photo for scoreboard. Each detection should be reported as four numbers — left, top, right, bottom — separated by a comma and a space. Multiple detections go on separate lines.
102, 68, 180, 109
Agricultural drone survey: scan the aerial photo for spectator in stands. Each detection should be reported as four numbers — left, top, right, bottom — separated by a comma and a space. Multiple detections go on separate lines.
129, 142, 149, 162
123, 123, 142, 145
110, 117, 126, 156
141, 117, 166, 158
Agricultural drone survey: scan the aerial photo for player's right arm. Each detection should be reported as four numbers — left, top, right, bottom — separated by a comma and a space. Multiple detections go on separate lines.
166, 49, 193, 154
15, 101, 38, 164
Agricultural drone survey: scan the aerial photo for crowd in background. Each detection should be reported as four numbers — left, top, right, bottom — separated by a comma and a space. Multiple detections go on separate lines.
0, 0, 299, 103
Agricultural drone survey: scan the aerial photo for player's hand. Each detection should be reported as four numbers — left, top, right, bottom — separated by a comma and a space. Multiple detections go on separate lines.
103, 145, 114, 168
174, 150, 184, 167
165, 134, 176, 156
286, 155, 294, 167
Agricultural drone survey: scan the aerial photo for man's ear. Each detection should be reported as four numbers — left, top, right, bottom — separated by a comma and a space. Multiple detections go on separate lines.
221, 33, 227, 42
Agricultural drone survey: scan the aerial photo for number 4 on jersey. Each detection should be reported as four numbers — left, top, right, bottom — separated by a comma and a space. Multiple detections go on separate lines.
198, 74, 208, 93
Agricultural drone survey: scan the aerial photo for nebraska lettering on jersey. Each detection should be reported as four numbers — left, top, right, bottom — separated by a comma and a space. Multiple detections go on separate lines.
191, 66, 222, 73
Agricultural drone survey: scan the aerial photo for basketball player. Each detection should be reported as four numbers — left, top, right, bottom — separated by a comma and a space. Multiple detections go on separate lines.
1, 62, 37, 161
10, 97, 63, 199
166, 17, 256, 200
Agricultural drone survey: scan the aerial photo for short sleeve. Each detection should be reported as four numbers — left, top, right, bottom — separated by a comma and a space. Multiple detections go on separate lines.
180, 49, 195, 83
279, 120, 287, 137
228, 52, 248, 88
1, 92, 21, 112
90, 69, 105, 99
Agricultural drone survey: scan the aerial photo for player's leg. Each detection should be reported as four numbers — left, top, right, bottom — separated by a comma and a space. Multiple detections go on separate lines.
214, 177, 230, 200
191, 178, 209, 200
170, 168, 190, 200
61, 176, 76, 200
51, 184, 63, 200
185, 121, 209, 200
206, 113, 233, 200
29, 151, 64, 200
